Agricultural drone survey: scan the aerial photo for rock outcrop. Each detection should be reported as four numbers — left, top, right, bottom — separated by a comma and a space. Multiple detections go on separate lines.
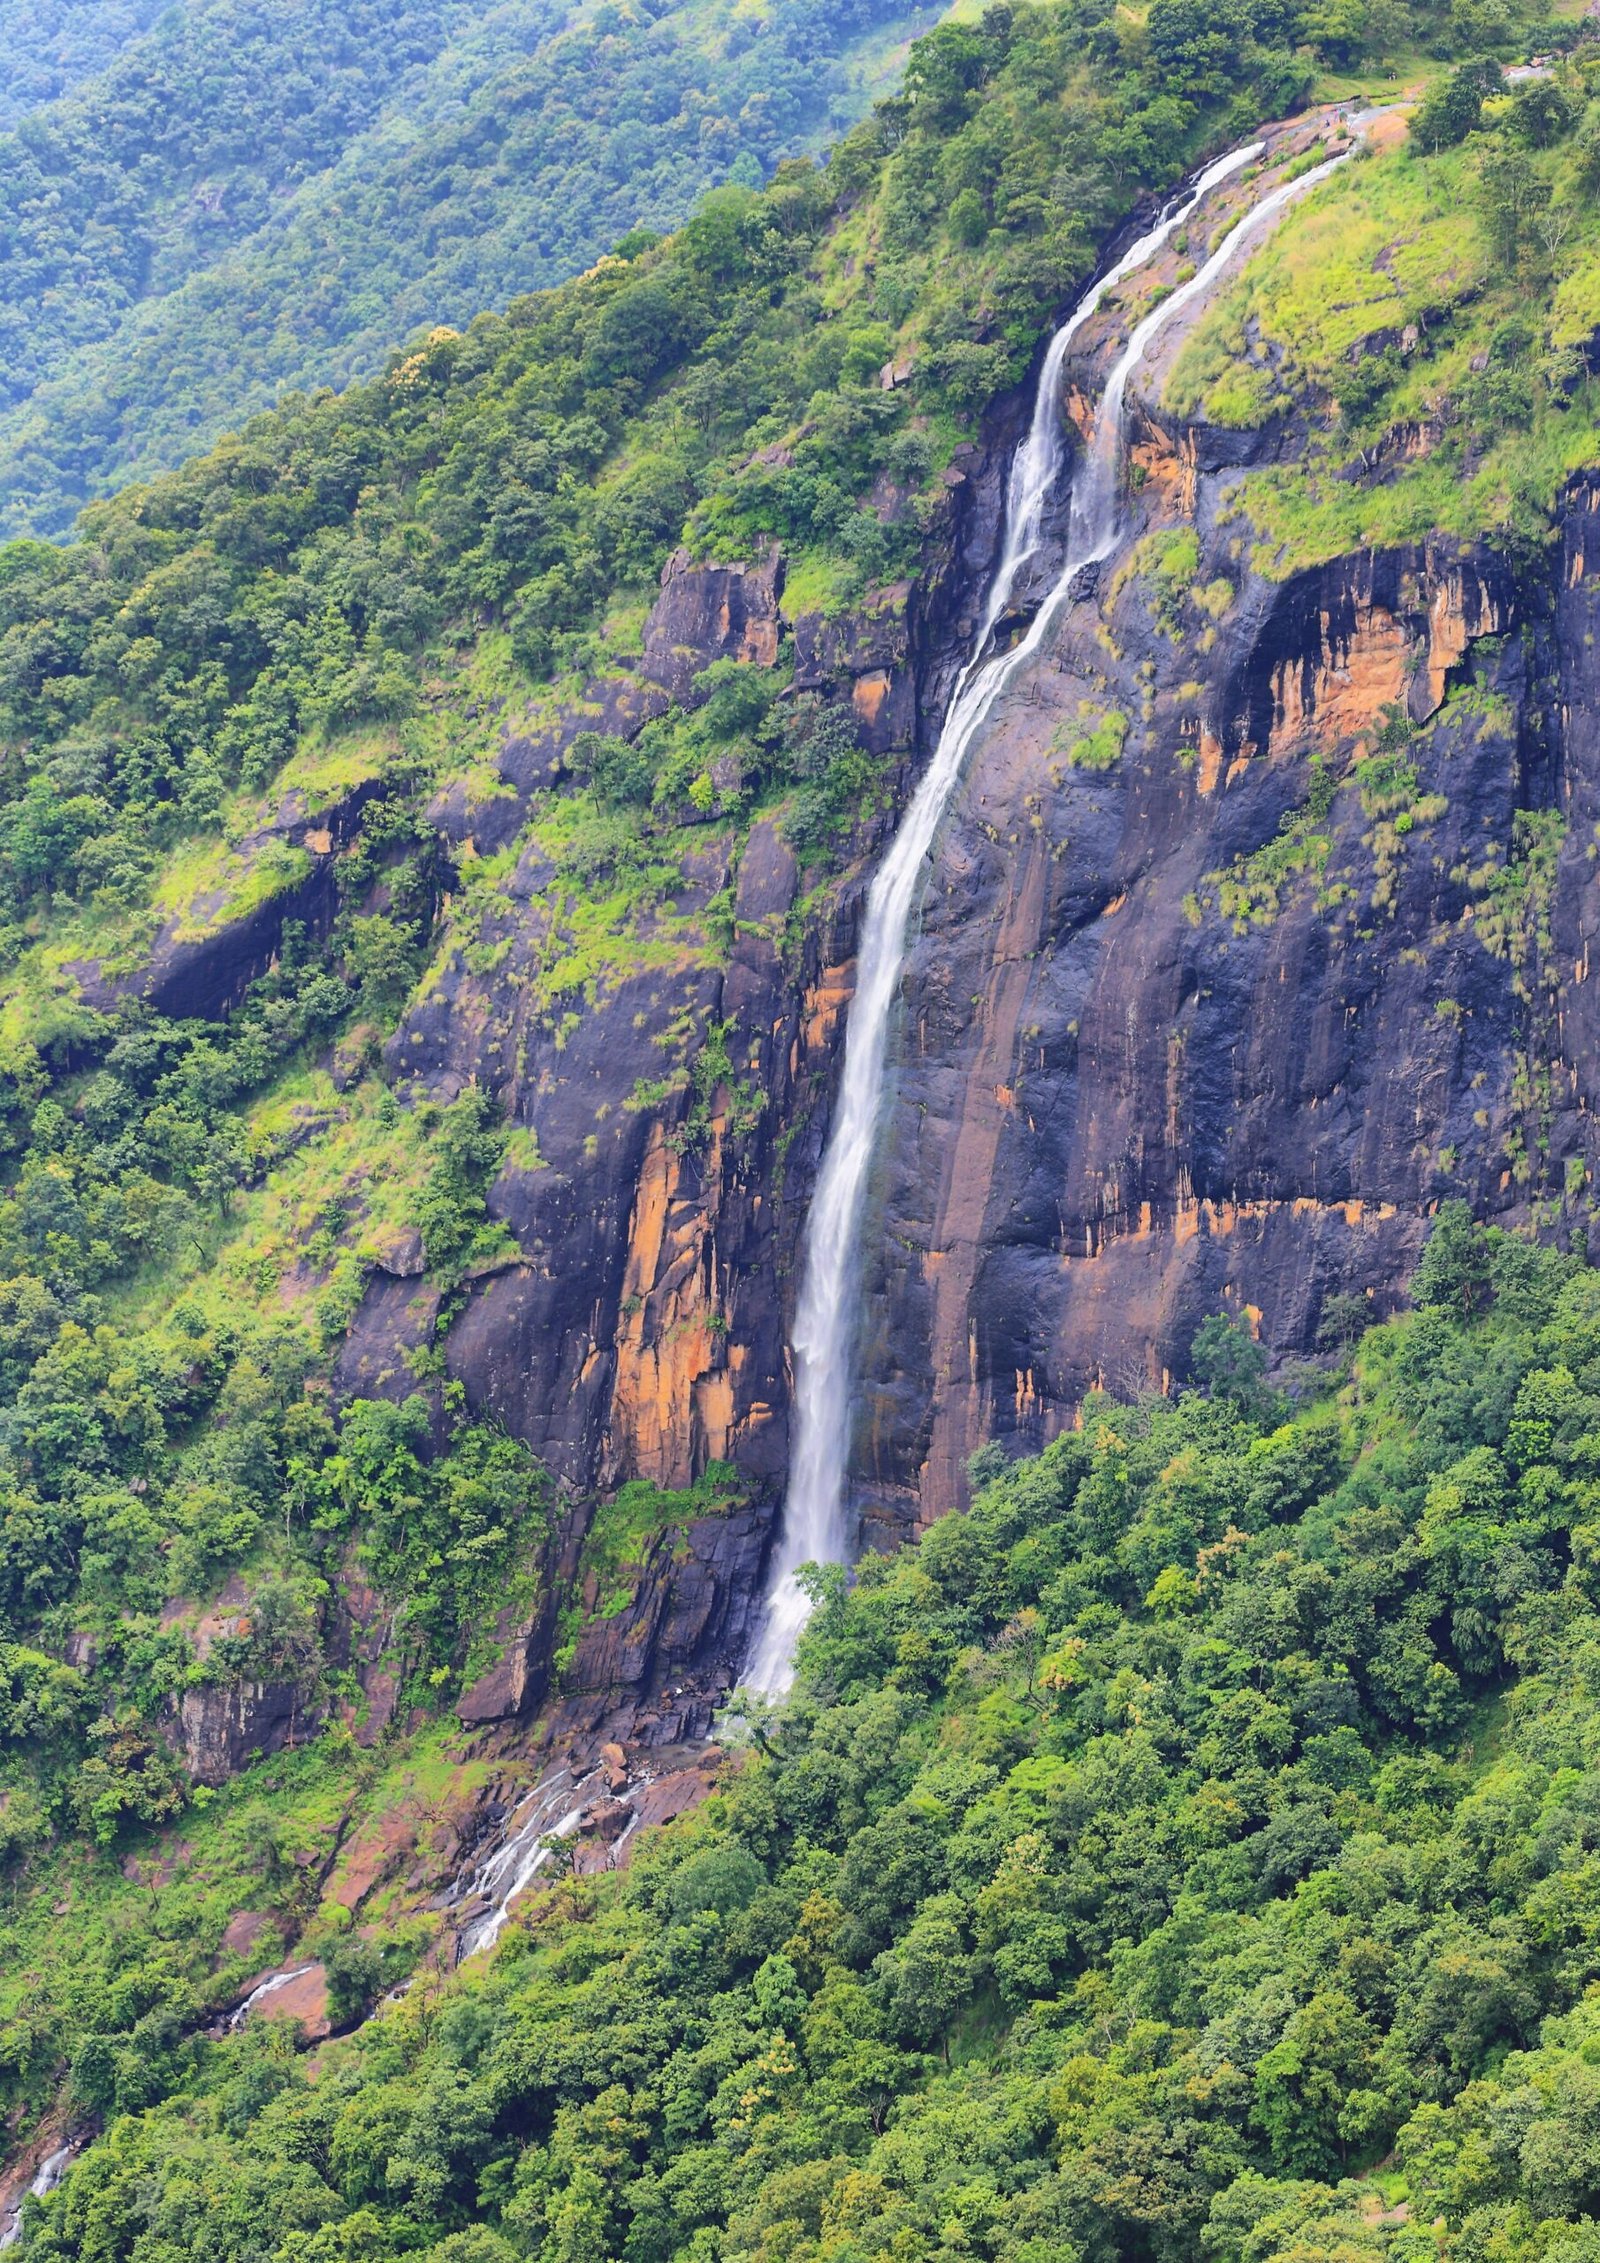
161, 1577, 325, 1785
860, 451, 1593, 1525
355, 493, 1011, 1737
73, 775, 386, 1024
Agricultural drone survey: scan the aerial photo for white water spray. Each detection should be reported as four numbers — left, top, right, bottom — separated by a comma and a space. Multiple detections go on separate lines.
450, 1764, 649, 1959
0, 2144, 77, 2251
743, 135, 1356, 1695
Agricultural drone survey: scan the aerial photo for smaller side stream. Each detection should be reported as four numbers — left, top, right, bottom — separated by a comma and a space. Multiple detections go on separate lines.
448, 1764, 649, 1959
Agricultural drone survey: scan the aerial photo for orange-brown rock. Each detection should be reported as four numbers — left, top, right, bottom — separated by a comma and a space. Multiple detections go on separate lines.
220, 1911, 280, 1962
239, 1963, 332, 2042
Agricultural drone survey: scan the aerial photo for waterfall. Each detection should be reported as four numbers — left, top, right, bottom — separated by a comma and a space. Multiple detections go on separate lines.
0, 2144, 78, 2251
450, 1763, 649, 1958
742, 134, 1356, 1697
228, 1962, 319, 2029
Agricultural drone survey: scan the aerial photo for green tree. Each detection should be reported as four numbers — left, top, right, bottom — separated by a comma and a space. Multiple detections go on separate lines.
1473, 139, 1551, 267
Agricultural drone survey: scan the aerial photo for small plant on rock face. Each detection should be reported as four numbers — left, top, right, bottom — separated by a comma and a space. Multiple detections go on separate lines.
1053, 703, 1128, 773
412, 1084, 507, 1278
1108, 527, 1200, 636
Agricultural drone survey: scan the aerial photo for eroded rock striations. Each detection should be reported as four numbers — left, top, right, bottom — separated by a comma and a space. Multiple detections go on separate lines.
331, 166, 1600, 1747
864, 422, 1596, 1528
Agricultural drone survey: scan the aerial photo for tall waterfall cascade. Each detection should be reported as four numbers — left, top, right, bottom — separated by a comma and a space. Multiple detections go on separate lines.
742, 133, 1358, 1697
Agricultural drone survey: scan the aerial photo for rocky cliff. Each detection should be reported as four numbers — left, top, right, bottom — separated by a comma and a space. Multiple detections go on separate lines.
384, 139, 1600, 1750
102, 117, 1598, 1771
357, 417, 1022, 1742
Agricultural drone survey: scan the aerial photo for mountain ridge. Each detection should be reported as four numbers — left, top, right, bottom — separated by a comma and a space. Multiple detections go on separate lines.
0, 0, 940, 537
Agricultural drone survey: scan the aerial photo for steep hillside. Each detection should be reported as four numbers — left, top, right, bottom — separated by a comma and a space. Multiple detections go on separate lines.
862, 80, 1600, 1523
0, 0, 939, 537
0, 0, 1595, 2243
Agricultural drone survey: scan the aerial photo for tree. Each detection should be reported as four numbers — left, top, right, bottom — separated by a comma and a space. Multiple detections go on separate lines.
1473, 140, 1551, 268
1188, 1313, 1273, 1419
1414, 1200, 1495, 1318
1412, 57, 1503, 149
324, 1932, 385, 2029
875, 1891, 974, 2058
1509, 77, 1574, 148
1253, 1990, 1380, 2175
1572, 108, 1600, 197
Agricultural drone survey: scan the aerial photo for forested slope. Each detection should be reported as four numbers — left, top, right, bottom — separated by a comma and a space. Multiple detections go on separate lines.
0, 0, 939, 537
0, 0, 170, 128
0, 0, 1240, 1823
26, 1215, 1600, 2263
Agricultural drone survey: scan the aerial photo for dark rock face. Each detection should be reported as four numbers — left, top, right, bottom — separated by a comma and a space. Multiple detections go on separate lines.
327, 337, 1600, 1748
161, 1575, 328, 1784
793, 581, 917, 753
354, 412, 1032, 1735
174, 1678, 320, 1788
550, 1506, 772, 1748
73, 776, 385, 1023
857, 449, 1598, 1528
358, 512, 987, 1732
331, 1272, 442, 1410
642, 542, 785, 698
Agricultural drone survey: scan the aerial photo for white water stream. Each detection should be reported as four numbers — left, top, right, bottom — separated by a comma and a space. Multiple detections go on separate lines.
0, 2144, 77, 2251
228, 1961, 318, 2029
742, 134, 1357, 1695
449, 1764, 646, 1959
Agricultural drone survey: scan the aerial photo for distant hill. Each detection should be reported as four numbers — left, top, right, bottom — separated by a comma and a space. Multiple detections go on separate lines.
0, 0, 939, 536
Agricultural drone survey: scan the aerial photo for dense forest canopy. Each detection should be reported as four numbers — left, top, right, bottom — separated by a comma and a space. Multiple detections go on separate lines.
0, 0, 169, 128
0, 0, 941, 536
21, 1215, 1600, 2262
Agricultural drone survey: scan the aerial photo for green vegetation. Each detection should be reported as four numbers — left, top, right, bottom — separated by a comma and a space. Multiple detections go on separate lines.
1053, 702, 1130, 771
0, 0, 940, 537
0, 0, 1585, 2230
1193, 694, 1528, 932
1206, 754, 1340, 928
1168, 42, 1600, 574
0, 0, 1349, 2174
1109, 527, 1205, 637
16, 1212, 1600, 2262
0, 0, 166, 127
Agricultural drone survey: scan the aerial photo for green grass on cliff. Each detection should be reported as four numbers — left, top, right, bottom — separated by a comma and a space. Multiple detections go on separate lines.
0, 0, 1578, 2224
1167, 145, 1488, 424
0, 0, 1321, 2169
1167, 89, 1600, 576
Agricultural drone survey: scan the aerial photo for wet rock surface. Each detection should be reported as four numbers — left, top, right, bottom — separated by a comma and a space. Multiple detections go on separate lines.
230, 1961, 332, 2041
